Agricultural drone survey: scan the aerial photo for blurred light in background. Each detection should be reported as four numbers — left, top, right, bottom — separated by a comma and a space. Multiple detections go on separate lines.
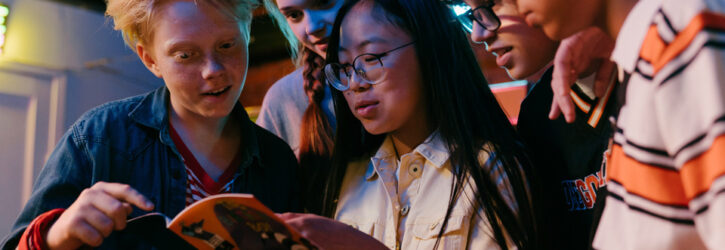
0, 3, 8, 55
450, 3, 470, 16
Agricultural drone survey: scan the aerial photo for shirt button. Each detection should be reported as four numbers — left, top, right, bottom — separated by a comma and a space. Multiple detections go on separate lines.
400, 205, 410, 216
408, 164, 421, 177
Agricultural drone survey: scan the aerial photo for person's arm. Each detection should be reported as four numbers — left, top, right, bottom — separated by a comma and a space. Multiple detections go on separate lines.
44, 182, 154, 249
3, 128, 154, 250
549, 26, 616, 123
17, 208, 65, 250
279, 213, 388, 250
652, 25, 725, 248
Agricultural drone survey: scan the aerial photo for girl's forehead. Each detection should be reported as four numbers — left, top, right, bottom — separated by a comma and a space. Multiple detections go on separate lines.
341, 8, 403, 43
276, 0, 314, 8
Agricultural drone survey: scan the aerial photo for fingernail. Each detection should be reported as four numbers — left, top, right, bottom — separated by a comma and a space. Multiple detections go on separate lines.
146, 201, 154, 208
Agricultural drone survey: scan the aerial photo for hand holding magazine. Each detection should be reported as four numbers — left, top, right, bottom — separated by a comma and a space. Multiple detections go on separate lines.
125, 194, 317, 250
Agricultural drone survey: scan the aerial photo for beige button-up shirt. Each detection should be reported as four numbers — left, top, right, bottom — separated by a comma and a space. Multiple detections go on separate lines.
335, 133, 515, 249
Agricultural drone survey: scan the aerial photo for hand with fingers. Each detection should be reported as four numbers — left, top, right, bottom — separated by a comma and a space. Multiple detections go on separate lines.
45, 182, 155, 250
550, 26, 616, 123
278, 213, 388, 250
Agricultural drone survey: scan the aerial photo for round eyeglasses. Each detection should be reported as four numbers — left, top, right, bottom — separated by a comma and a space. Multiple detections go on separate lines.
324, 41, 416, 91
449, 2, 500, 33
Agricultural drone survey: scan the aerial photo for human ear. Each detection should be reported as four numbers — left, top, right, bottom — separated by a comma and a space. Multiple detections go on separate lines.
136, 43, 162, 78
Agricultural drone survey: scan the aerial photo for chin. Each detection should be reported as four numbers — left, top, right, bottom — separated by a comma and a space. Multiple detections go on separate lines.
361, 122, 388, 136
544, 23, 585, 41
505, 66, 523, 80
201, 107, 235, 119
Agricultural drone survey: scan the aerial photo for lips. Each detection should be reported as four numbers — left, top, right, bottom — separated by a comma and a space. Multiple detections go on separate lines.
202, 86, 231, 96
354, 99, 379, 118
313, 37, 329, 53
488, 46, 513, 67
313, 37, 329, 46
488, 46, 512, 57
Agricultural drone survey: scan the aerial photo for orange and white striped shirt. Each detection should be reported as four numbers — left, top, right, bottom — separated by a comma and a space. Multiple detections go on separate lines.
593, 0, 725, 249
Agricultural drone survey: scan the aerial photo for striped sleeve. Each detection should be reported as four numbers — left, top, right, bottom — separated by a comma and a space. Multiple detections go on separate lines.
652, 3, 725, 237
595, 1, 725, 249
654, 16, 725, 248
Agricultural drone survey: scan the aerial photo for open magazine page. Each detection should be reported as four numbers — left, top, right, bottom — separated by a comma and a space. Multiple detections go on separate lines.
127, 193, 317, 250
125, 213, 196, 249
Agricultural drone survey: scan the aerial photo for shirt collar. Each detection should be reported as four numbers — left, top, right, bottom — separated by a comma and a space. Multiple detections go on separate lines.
366, 131, 450, 181
611, 0, 661, 73
127, 86, 261, 168
414, 131, 449, 168
129, 86, 169, 131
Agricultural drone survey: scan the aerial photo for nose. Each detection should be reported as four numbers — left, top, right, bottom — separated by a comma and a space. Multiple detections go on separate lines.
202, 55, 225, 80
346, 69, 371, 92
470, 21, 496, 44
305, 11, 327, 37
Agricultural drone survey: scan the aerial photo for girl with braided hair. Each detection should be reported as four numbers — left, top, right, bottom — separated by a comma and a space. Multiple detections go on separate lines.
257, 0, 345, 214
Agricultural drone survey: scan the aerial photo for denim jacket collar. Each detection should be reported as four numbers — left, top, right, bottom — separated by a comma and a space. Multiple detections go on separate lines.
127, 86, 261, 170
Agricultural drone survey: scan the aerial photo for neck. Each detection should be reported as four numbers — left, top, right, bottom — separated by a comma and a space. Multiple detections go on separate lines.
602, 0, 639, 39
389, 124, 433, 158
526, 61, 554, 83
169, 100, 239, 148
168, 99, 242, 177
171, 111, 231, 138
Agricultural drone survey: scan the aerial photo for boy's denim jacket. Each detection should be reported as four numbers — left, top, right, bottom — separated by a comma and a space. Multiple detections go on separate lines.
1, 87, 300, 249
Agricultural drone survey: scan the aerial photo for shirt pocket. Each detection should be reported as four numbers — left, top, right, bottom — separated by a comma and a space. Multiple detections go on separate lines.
410, 215, 467, 249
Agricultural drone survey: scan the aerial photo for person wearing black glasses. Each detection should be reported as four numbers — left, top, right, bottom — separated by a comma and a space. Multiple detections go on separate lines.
322, 41, 415, 91
447, 0, 618, 249
450, 0, 556, 83
276, 0, 539, 248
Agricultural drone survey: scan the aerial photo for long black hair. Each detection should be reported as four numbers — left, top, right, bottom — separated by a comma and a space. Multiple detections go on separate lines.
321, 0, 539, 248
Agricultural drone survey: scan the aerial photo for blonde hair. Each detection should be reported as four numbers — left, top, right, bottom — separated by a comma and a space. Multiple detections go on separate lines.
105, 0, 257, 52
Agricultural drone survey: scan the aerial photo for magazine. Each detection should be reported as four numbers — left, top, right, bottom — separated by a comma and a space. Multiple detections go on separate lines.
125, 193, 316, 250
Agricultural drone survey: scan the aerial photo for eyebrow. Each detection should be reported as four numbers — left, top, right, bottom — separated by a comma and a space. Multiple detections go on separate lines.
278, 6, 295, 12
339, 36, 388, 52
164, 40, 194, 53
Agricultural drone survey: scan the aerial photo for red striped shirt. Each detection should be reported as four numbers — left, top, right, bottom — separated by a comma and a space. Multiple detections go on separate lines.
169, 123, 242, 206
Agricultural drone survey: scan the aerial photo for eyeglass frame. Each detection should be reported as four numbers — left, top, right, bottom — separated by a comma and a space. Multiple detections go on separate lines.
324, 41, 416, 91
456, 1, 501, 33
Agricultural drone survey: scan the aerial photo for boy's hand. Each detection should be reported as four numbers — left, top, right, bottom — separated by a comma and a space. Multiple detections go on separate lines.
550, 26, 616, 123
279, 213, 388, 250
46, 182, 154, 250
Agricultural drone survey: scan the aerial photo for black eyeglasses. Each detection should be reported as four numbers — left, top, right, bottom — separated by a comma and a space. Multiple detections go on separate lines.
450, 2, 501, 33
324, 41, 415, 91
